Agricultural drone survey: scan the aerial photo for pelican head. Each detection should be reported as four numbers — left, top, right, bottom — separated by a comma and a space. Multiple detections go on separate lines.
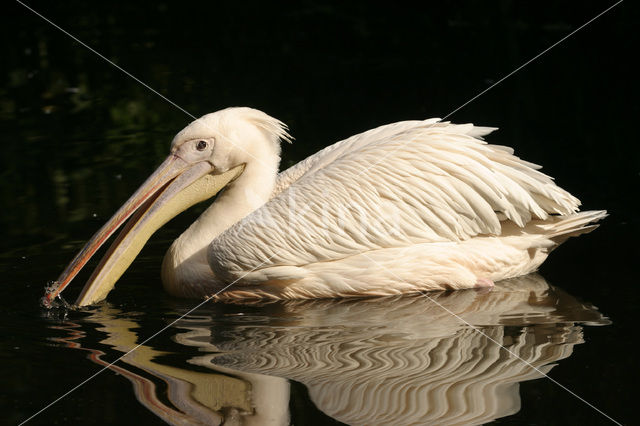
45, 107, 290, 307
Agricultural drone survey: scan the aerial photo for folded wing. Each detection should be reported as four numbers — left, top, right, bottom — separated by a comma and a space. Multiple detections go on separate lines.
210, 119, 580, 278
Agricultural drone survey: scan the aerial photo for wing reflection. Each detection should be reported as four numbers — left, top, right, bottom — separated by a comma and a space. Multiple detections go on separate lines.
54, 274, 609, 425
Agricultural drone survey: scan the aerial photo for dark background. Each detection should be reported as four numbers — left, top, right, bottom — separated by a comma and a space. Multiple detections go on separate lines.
1, 1, 637, 424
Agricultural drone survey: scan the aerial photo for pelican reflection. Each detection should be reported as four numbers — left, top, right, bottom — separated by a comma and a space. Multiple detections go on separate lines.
53, 274, 609, 425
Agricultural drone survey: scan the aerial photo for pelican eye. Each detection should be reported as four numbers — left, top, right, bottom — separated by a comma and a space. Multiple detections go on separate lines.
196, 140, 208, 151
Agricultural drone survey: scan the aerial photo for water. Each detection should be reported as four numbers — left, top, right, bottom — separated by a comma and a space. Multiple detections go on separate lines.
2, 2, 636, 425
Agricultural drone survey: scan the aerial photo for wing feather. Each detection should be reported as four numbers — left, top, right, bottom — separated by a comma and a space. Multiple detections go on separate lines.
210, 119, 580, 276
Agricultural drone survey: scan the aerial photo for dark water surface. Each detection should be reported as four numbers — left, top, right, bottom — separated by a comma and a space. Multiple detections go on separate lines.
2, 1, 637, 424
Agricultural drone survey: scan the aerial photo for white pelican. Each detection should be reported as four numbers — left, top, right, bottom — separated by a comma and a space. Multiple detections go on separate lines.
44, 107, 606, 306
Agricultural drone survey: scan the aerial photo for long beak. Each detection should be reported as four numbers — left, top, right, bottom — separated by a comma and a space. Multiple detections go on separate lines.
44, 155, 244, 307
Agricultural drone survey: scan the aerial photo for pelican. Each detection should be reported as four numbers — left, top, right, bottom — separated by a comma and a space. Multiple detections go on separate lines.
44, 107, 606, 306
